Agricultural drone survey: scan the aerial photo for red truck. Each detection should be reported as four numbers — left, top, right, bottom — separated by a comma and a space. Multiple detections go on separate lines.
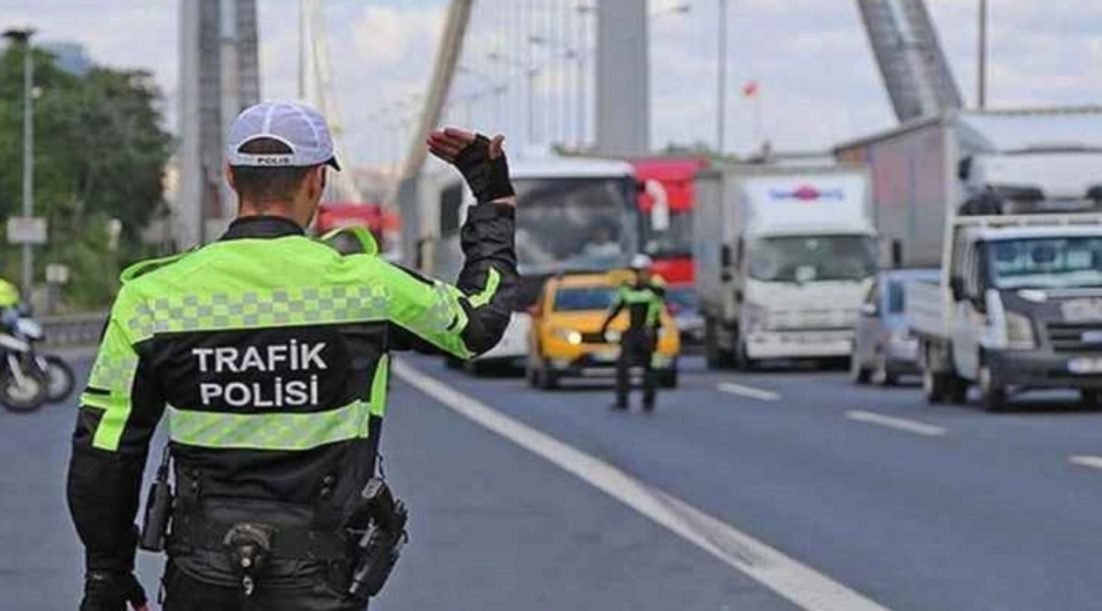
631, 157, 709, 343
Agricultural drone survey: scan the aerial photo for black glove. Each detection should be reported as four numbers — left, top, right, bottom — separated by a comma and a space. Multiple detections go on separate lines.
453, 134, 515, 204
80, 570, 147, 611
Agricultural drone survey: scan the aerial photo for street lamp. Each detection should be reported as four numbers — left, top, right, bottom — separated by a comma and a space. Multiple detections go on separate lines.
528, 35, 585, 147
487, 52, 540, 146
458, 65, 508, 130
3, 28, 36, 299
717, 0, 728, 154
977, 0, 988, 109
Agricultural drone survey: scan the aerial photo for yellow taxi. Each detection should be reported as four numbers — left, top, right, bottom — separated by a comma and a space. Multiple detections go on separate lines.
526, 271, 681, 389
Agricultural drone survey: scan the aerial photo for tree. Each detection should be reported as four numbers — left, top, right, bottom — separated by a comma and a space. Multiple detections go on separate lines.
0, 45, 173, 309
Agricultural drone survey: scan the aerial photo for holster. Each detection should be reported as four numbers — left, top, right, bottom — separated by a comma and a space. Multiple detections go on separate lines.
346, 478, 409, 602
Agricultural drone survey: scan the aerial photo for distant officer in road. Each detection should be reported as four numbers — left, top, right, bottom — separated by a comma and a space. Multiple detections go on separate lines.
600, 254, 667, 412
67, 101, 517, 611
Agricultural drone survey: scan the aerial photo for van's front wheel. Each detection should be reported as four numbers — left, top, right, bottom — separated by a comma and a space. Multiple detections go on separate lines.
979, 364, 1007, 413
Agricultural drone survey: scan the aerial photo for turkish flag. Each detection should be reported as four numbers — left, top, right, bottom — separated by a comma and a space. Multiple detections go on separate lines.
742, 80, 760, 98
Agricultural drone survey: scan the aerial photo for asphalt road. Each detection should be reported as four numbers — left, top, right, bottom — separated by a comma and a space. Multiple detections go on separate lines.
5, 351, 1102, 610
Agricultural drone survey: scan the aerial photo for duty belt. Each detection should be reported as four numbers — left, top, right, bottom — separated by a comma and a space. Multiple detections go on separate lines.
169, 518, 350, 561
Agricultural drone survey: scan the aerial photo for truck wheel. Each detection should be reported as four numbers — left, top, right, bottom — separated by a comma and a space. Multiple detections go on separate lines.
734, 341, 755, 371
947, 376, 969, 404
923, 369, 947, 404
704, 317, 726, 369
1080, 389, 1101, 408
978, 364, 1007, 413
850, 345, 870, 385
871, 354, 898, 387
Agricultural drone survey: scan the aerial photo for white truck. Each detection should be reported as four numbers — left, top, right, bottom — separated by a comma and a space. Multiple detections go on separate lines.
841, 108, 1102, 410
421, 154, 640, 373
694, 164, 878, 368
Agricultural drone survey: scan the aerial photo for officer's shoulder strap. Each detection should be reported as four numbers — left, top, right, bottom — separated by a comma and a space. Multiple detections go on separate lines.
119, 249, 195, 284
319, 226, 379, 257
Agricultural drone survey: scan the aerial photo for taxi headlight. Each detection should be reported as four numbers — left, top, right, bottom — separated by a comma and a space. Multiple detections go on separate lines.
552, 327, 583, 345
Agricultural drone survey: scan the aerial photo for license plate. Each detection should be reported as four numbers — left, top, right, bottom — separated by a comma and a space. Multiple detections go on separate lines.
1069, 357, 1102, 374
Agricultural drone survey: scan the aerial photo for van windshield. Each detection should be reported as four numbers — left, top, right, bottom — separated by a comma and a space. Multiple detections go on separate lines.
748, 235, 877, 282
987, 237, 1102, 289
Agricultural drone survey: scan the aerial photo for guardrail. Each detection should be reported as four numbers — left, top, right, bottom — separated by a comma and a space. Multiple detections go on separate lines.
42, 312, 108, 348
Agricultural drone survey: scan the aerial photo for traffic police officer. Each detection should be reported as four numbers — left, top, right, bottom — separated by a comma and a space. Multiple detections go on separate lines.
67, 101, 518, 610
600, 254, 667, 412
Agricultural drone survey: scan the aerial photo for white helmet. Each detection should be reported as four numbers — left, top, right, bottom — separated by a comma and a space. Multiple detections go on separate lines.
630, 254, 654, 270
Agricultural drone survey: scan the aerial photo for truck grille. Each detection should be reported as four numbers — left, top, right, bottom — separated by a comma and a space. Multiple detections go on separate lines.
770, 309, 855, 331
1046, 322, 1102, 353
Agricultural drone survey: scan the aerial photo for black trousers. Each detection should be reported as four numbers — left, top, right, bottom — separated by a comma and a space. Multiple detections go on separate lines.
615, 331, 657, 409
161, 561, 368, 611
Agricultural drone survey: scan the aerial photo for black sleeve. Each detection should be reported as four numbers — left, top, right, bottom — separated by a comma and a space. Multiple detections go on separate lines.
601, 291, 626, 332
388, 203, 518, 357
67, 313, 165, 573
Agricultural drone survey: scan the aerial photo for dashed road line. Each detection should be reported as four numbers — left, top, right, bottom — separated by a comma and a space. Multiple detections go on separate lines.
845, 410, 947, 437
717, 382, 780, 402
395, 359, 896, 611
1069, 455, 1102, 471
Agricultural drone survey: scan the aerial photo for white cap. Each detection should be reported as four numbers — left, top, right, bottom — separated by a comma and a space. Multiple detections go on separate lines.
226, 101, 341, 170
630, 254, 654, 270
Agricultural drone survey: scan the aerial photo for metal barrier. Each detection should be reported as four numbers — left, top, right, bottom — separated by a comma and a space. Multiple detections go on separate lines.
42, 312, 108, 348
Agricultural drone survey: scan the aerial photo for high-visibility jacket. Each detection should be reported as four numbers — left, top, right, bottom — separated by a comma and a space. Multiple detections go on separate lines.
604, 276, 666, 332
0, 277, 20, 308
66, 206, 516, 576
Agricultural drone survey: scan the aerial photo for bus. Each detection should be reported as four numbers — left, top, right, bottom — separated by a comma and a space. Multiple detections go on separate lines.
427, 154, 639, 372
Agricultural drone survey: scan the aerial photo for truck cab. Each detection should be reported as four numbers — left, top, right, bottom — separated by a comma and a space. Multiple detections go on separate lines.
696, 165, 877, 368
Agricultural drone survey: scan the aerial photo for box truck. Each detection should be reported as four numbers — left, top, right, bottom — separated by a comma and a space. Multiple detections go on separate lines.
694, 165, 877, 368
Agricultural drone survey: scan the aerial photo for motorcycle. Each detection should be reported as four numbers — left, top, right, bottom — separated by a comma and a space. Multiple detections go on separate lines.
0, 316, 49, 412
12, 310, 75, 403
0, 307, 75, 412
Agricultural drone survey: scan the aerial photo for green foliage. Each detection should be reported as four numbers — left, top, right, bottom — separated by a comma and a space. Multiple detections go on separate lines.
0, 44, 172, 310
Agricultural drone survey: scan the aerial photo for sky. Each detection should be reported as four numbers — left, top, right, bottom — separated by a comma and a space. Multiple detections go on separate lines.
1, 0, 1100, 166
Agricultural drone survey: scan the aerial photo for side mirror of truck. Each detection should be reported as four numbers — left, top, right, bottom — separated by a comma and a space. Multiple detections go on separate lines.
958, 156, 973, 181
949, 276, 965, 301
891, 240, 903, 269
721, 270, 734, 283
720, 244, 732, 268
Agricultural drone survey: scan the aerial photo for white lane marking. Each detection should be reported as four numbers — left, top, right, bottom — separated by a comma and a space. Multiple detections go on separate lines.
394, 360, 895, 611
717, 382, 780, 402
1069, 455, 1102, 471
845, 410, 947, 437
